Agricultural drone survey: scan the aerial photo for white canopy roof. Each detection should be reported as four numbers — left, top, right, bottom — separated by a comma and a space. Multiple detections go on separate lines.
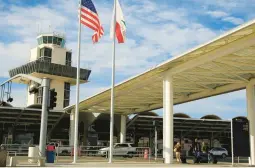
65, 19, 255, 115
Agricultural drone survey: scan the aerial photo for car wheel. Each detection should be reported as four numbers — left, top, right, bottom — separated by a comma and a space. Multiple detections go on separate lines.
222, 153, 227, 159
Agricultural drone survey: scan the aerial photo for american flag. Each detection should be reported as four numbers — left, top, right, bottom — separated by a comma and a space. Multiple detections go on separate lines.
80, 0, 104, 43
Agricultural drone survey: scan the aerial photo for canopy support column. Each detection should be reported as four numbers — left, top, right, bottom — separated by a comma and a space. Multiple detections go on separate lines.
69, 110, 75, 146
246, 81, 255, 165
163, 80, 166, 159
120, 115, 126, 143
163, 75, 174, 164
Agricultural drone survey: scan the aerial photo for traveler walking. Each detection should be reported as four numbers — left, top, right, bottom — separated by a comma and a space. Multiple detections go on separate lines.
174, 142, 181, 163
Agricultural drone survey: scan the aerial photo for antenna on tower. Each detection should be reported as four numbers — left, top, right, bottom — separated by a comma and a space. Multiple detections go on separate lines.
38, 23, 41, 34
37, 23, 40, 35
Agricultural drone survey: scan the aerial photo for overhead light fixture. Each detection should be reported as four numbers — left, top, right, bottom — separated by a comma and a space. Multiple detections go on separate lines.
29, 86, 38, 94
0, 102, 6, 106
7, 97, 13, 102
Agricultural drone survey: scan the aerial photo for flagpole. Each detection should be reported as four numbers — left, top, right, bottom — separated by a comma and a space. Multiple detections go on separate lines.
109, 0, 117, 164
73, 0, 82, 164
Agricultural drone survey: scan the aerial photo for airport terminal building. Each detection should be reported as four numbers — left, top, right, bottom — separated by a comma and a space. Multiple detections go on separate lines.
0, 33, 232, 155
2, 19, 255, 165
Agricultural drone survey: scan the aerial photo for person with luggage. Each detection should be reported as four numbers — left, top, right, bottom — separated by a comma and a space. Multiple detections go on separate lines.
174, 142, 181, 163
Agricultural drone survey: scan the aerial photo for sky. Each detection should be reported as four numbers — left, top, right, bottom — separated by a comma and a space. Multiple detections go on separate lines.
0, 0, 255, 119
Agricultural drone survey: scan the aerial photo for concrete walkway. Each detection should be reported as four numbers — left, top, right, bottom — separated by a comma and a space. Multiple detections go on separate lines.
11, 162, 250, 168
11, 160, 250, 168
7, 157, 250, 167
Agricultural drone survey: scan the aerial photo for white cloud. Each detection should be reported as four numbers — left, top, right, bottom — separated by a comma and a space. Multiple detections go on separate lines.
222, 16, 244, 25
206, 10, 244, 25
0, 5, 68, 38
206, 11, 228, 18
137, 23, 217, 56
0, 42, 32, 77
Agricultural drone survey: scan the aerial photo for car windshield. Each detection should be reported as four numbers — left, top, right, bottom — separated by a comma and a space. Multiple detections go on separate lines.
214, 147, 224, 151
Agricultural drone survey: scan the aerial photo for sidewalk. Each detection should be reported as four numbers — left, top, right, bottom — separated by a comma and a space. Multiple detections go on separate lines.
7, 156, 250, 167
13, 162, 250, 168
11, 159, 250, 168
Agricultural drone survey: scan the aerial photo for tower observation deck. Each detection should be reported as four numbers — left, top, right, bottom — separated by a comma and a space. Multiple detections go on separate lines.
8, 33, 91, 110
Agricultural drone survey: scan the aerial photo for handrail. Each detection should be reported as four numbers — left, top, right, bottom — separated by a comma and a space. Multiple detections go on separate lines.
0, 74, 42, 86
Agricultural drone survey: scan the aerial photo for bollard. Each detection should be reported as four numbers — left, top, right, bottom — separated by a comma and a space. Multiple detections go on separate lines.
38, 158, 45, 167
71, 147, 81, 157
9, 157, 16, 167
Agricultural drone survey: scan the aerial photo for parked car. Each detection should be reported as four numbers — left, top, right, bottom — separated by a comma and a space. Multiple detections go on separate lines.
98, 143, 136, 158
209, 147, 228, 158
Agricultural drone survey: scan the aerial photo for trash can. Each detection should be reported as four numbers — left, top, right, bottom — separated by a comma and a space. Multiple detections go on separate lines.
0, 146, 7, 167
46, 145, 55, 163
28, 146, 39, 163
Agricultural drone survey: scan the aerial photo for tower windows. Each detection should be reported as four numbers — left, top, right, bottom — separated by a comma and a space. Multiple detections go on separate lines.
43, 36, 47, 43
63, 82, 70, 107
37, 35, 66, 47
57, 37, 62, 46
39, 47, 52, 63
36, 87, 43, 104
53, 36, 57, 44
66, 52, 72, 66
48, 36, 53, 43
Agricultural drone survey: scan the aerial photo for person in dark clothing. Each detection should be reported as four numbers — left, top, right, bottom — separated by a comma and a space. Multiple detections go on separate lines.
193, 138, 202, 163
189, 146, 193, 156
193, 138, 201, 153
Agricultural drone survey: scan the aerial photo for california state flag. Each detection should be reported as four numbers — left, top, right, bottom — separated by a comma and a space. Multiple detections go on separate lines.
110, 0, 126, 43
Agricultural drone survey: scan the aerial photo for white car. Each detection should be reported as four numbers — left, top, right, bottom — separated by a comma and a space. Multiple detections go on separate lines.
209, 147, 228, 158
98, 143, 136, 158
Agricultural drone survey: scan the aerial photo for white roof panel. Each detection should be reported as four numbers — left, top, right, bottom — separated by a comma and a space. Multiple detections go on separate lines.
65, 19, 255, 115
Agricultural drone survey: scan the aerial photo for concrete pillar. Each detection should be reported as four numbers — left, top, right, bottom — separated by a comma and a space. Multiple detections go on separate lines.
246, 82, 255, 165
154, 123, 158, 160
69, 111, 75, 146
120, 115, 126, 143
163, 75, 174, 164
163, 80, 166, 159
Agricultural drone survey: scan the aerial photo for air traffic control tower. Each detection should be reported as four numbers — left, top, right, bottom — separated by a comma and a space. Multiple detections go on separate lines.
8, 33, 91, 110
